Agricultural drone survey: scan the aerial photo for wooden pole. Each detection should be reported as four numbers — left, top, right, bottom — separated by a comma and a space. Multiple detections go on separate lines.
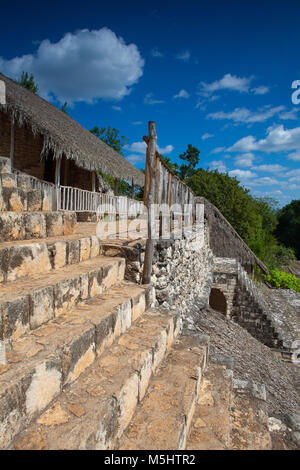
131, 178, 134, 199
55, 157, 62, 187
92, 171, 96, 192
142, 121, 157, 284
10, 120, 14, 171
114, 177, 118, 196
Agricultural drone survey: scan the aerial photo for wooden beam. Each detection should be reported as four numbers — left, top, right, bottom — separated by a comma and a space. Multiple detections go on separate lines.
92, 171, 96, 192
55, 157, 62, 187
142, 121, 157, 284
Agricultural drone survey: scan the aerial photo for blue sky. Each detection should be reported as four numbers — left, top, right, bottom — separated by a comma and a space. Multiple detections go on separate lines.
1, 0, 300, 206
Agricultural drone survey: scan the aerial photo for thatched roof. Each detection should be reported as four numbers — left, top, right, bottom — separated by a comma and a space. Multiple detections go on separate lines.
0, 73, 144, 186
196, 196, 269, 275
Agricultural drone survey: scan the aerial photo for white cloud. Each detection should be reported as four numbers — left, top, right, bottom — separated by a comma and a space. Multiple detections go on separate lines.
126, 141, 174, 155
211, 146, 225, 154
201, 133, 214, 140
251, 86, 269, 95
175, 50, 191, 62
112, 105, 122, 111
278, 108, 298, 120
131, 121, 143, 126
249, 176, 280, 186
251, 164, 288, 174
234, 153, 255, 167
228, 124, 300, 153
210, 160, 227, 172
144, 92, 165, 104
0, 28, 144, 104
287, 151, 300, 161
200, 73, 253, 95
228, 169, 257, 180
126, 154, 145, 165
151, 48, 164, 58
208, 106, 285, 124
285, 168, 300, 183
157, 144, 174, 154
173, 89, 189, 99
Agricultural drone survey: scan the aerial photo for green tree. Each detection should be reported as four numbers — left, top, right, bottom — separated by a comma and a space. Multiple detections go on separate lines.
18, 72, 39, 94
160, 155, 179, 174
178, 144, 200, 180
276, 199, 300, 259
61, 102, 68, 114
90, 125, 128, 156
90, 125, 131, 197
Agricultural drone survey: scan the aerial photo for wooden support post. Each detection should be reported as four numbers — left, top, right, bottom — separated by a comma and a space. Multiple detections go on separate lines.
131, 178, 134, 199
92, 171, 96, 192
55, 157, 62, 187
142, 121, 157, 285
114, 177, 118, 196
10, 120, 14, 171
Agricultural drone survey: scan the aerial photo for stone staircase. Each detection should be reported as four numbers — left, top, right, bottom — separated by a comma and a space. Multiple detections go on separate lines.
0, 156, 278, 450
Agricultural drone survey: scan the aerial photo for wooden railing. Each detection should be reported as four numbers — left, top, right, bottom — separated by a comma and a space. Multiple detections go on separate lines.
11, 167, 144, 216
57, 185, 144, 216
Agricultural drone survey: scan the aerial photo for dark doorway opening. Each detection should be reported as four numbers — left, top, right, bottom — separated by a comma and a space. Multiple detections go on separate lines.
209, 288, 227, 315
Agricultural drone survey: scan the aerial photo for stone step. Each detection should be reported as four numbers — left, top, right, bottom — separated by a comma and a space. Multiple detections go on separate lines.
186, 362, 233, 450
0, 256, 126, 340
118, 333, 209, 450
230, 379, 272, 450
0, 233, 104, 284
0, 281, 154, 449
10, 307, 180, 450
0, 211, 76, 242
0, 186, 53, 212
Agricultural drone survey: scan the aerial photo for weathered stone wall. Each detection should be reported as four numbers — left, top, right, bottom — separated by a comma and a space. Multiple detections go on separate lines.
211, 258, 284, 349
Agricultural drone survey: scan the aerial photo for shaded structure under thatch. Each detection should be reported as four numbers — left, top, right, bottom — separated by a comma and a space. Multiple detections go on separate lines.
0, 72, 144, 191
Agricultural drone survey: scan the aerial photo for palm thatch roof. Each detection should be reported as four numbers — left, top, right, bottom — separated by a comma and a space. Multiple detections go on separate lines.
0, 73, 144, 186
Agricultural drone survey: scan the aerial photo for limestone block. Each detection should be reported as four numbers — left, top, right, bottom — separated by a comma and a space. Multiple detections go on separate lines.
131, 292, 146, 322
80, 273, 89, 301
62, 327, 95, 384
0, 213, 25, 241
27, 190, 42, 212
88, 269, 104, 297
0, 157, 11, 174
0, 247, 9, 283
67, 239, 80, 265
0, 173, 17, 188
54, 277, 81, 317
90, 236, 100, 258
41, 191, 52, 211
79, 237, 91, 262
45, 213, 64, 237
47, 241, 67, 269
3, 187, 27, 212
63, 212, 76, 235
0, 295, 30, 340
0, 190, 7, 211
95, 310, 118, 356
30, 287, 54, 329
7, 243, 51, 282
16, 174, 32, 191
24, 213, 47, 239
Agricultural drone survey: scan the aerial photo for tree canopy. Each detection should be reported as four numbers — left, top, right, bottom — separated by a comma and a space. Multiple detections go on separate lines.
90, 126, 128, 156
18, 72, 39, 94
276, 199, 300, 259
